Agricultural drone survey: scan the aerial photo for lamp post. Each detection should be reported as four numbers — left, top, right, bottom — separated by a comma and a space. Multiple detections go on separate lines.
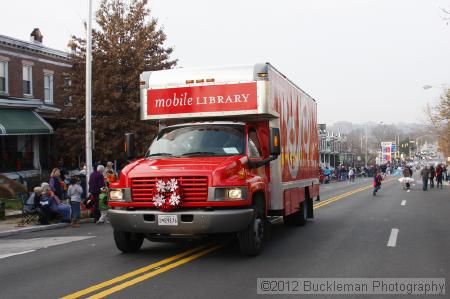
85, 0, 93, 185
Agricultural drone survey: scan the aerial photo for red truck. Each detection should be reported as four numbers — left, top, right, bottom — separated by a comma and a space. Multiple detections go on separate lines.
108, 63, 320, 255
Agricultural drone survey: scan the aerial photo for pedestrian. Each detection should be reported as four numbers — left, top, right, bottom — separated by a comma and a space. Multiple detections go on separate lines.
41, 183, 71, 222
443, 164, 448, 181
78, 166, 87, 200
420, 166, 430, 191
429, 165, 435, 189
31, 186, 48, 225
97, 187, 109, 224
89, 165, 106, 222
373, 171, 383, 196
49, 168, 64, 201
103, 162, 116, 177
402, 165, 413, 190
348, 168, 354, 182
436, 164, 444, 189
444, 165, 450, 182
67, 176, 83, 227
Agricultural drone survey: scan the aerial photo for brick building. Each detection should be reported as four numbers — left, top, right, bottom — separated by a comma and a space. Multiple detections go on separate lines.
0, 29, 71, 179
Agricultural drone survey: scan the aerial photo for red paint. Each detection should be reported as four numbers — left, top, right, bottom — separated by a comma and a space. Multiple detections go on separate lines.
147, 82, 257, 116
269, 68, 319, 182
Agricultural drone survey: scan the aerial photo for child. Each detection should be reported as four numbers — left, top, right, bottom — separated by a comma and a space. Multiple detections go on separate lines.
67, 176, 83, 227
373, 172, 383, 196
97, 187, 109, 224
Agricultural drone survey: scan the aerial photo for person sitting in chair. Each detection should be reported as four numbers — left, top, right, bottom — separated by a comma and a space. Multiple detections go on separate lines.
41, 183, 71, 223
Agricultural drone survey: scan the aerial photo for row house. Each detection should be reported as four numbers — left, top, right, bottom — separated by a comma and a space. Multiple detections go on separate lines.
318, 124, 354, 168
0, 29, 71, 180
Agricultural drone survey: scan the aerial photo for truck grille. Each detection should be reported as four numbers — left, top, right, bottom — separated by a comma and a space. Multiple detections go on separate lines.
131, 177, 208, 203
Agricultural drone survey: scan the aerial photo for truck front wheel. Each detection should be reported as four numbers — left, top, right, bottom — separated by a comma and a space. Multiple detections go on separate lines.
113, 230, 144, 253
238, 200, 265, 256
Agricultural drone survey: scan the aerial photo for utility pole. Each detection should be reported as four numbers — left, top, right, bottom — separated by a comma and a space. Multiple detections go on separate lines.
364, 125, 368, 168
85, 0, 93, 186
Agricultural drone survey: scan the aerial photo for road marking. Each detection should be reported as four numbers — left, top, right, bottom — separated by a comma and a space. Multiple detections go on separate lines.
314, 178, 396, 210
61, 244, 214, 299
401, 200, 406, 206
0, 250, 35, 259
387, 228, 399, 247
0, 236, 95, 260
86, 245, 222, 299
63, 178, 396, 298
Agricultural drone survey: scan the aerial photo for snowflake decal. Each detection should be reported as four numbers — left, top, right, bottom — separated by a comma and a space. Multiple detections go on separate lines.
169, 193, 181, 206
166, 178, 179, 192
156, 180, 166, 193
152, 178, 183, 211
152, 193, 165, 207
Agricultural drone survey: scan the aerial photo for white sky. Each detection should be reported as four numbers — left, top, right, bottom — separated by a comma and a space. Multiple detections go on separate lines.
2, 0, 450, 124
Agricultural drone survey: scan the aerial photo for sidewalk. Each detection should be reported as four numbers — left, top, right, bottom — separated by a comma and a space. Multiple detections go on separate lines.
0, 211, 92, 238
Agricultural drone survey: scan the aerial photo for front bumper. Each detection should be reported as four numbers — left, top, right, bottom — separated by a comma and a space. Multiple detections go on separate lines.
108, 208, 254, 235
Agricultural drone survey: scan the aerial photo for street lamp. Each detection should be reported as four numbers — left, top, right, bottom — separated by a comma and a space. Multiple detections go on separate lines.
86, 0, 93, 185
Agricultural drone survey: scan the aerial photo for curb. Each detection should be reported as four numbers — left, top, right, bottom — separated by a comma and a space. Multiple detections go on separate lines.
0, 218, 93, 238
0, 222, 70, 238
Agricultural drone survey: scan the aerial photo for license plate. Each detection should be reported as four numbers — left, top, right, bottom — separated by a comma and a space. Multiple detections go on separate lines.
158, 215, 178, 226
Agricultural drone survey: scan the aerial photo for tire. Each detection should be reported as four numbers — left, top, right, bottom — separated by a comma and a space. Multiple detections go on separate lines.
283, 200, 308, 227
238, 199, 265, 256
113, 230, 144, 253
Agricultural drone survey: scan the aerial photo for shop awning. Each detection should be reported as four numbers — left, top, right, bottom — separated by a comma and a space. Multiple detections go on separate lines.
0, 108, 54, 135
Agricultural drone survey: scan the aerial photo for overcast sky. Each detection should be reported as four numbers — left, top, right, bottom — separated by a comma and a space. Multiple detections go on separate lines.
2, 0, 450, 124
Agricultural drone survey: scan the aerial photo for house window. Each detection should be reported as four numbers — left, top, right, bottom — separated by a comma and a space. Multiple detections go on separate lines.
0, 60, 8, 94
23, 65, 33, 96
63, 77, 72, 106
44, 73, 54, 103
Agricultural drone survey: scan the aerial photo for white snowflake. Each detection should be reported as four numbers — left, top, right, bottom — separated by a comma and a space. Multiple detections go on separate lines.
156, 180, 166, 193
152, 193, 165, 207
169, 193, 181, 206
166, 178, 179, 192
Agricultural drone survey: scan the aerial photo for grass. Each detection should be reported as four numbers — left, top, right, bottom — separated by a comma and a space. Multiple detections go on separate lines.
0, 198, 23, 210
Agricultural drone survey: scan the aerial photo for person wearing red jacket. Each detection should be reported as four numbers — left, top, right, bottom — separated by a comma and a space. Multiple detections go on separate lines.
373, 171, 383, 196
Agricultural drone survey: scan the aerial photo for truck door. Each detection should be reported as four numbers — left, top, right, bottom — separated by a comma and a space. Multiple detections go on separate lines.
247, 128, 269, 197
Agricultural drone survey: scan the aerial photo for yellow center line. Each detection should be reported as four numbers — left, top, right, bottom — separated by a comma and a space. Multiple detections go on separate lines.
313, 177, 397, 209
85, 245, 222, 299
62, 177, 397, 299
61, 244, 211, 299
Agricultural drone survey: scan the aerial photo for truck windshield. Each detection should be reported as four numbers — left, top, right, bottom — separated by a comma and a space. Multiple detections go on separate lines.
146, 125, 245, 157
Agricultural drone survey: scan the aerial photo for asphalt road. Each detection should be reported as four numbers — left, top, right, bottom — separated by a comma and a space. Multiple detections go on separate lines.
0, 177, 449, 299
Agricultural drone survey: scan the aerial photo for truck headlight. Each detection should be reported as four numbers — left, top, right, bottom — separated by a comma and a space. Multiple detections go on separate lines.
109, 189, 124, 201
211, 187, 248, 201
228, 188, 242, 199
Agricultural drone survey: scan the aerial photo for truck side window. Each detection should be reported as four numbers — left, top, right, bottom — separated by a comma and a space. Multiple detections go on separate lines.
248, 129, 262, 158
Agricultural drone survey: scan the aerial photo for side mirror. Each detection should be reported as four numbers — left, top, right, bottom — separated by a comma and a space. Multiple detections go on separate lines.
124, 133, 135, 160
270, 127, 280, 156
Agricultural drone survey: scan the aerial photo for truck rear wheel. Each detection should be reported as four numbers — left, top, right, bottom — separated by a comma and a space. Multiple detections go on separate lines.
283, 200, 308, 227
238, 200, 265, 256
113, 230, 144, 253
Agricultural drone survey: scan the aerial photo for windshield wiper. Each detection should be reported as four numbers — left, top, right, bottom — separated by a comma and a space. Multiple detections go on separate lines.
146, 153, 174, 157
180, 151, 219, 156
